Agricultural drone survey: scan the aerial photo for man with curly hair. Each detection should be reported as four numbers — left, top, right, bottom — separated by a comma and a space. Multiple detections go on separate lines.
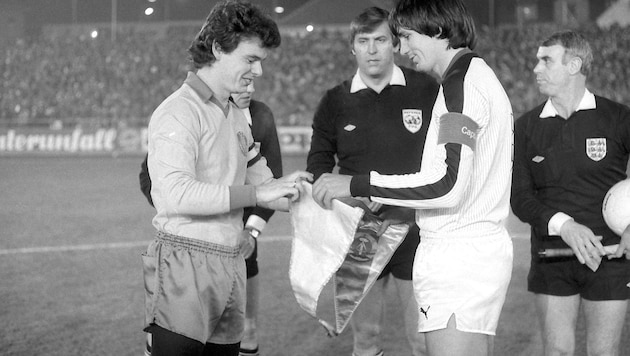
141, 1, 310, 355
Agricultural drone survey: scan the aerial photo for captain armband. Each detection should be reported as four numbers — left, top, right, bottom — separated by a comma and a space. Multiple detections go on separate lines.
437, 112, 479, 151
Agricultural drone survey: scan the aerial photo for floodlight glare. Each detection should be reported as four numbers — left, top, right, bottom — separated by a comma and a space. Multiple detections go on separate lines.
274, 6, 284, 14
306, 25, 314, 32
145, 7, 154, 16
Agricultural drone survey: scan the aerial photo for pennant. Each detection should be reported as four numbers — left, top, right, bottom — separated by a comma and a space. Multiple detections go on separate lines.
289, 183, 409, 336
289, 184, 364, 321
333, 214, 409, 334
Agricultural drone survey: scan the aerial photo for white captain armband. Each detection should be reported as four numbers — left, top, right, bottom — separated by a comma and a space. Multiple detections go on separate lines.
437, 112, 479, 150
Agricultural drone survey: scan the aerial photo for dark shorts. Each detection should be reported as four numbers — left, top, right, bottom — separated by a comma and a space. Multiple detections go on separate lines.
148, 324, 240, 356
245, 239, 258, 278
528, 254, 630, 301
378, 224, 420, 281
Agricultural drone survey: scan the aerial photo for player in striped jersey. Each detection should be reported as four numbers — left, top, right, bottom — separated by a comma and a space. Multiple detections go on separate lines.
312, 0, 513, 355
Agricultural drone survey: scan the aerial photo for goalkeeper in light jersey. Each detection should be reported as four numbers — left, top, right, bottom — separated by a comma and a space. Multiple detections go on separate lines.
312, 0, 513, 355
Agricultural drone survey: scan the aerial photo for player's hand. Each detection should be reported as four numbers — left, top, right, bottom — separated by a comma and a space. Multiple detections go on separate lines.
559, 220, 606, 270
611, 224, 630, 260
376, 207, 415, 236
279, 170, 313, 202
279, 171, 313, 186
312, 173, 352, 210
256, 170, 312, 204
239, 230, 255, 259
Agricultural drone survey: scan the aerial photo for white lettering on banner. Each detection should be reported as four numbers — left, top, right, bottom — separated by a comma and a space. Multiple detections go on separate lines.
0, 129, 116, 153
0, 126, 312, 155
277, 126, 312, 154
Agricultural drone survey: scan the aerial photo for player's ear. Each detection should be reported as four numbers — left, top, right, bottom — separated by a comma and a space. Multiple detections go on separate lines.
212, 40, 223, 59
435, 27, 443, 38
567, 56, 582, 75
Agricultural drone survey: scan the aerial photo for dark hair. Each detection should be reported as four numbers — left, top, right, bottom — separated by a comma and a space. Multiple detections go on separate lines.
350, 7, 399, 47
188, 0, 281, 69
541, 30, 593, 77
389, 0, 477, 50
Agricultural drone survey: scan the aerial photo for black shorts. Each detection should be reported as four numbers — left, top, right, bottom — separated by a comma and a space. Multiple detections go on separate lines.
528, 254, 630, 301
378, 224, 420, 281
245, 239, 258, 279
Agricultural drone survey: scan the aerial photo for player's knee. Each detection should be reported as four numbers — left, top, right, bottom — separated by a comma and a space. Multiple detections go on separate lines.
407, 331, 426, 355
542, 329, 575, 356
544, 341, 574, 356
587, 341, 619, 356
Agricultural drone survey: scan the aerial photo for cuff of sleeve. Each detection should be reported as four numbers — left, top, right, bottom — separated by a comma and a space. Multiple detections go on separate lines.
350, 174, 370, 197
548, 212, 573, 235
245, 215, 267, 232
229, 185, 257, 210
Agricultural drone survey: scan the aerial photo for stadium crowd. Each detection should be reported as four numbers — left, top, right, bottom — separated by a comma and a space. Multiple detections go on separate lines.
1, 22, 629, 126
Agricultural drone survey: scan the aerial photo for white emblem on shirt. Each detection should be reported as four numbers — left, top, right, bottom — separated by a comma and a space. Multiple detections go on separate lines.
402, 109, 422, 133
344, 124, 356, 132
586, 138, 606, 161
532, 156, 545, 163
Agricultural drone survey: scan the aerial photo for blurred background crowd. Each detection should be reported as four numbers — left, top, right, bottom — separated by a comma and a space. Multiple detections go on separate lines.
1, 16, 629, 127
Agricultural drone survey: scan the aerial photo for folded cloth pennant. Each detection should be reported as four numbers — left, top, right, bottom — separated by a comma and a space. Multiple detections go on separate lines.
333, 213, 409, 334
289, 183, 409, 336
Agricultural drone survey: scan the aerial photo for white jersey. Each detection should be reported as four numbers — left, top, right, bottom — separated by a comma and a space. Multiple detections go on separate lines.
359, 51, 513, 239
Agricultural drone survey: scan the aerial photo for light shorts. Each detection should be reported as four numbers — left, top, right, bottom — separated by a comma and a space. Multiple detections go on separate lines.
143, 231, 246, 344
412, 232, 513, 335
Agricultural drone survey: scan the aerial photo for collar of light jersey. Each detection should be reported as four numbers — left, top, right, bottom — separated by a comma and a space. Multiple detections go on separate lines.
350, 64, 406, 93
441, 48, 473, 81
184, 71, 236, 116
185, 71, 214, 102
540, 88, 596, 119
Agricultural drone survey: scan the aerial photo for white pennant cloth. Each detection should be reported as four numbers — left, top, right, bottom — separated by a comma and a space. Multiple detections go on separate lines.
289, 183, 364, 321
289, 183, 409, 336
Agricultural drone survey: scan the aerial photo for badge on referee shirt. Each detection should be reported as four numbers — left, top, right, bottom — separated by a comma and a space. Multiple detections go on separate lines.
586, 138, 606, 161
402, 109, 423, 133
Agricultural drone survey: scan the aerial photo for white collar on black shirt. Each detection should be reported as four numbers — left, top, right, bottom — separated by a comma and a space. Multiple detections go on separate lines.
350, 65, 406, 93
242, 107, 252, 126
539, 88, 596, 118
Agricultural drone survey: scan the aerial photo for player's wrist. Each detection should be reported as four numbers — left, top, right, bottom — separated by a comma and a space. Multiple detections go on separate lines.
245, 226, 261, 239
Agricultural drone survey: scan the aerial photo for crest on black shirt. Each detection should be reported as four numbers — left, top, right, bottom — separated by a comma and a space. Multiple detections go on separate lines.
402, 109, 422, 133
586, 138, 606, 161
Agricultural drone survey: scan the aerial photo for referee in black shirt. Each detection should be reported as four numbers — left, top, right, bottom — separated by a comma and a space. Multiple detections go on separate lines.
511, 30, 630, 356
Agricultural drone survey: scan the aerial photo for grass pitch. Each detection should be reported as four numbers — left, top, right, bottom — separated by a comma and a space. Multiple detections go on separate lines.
0, 156, 628, 355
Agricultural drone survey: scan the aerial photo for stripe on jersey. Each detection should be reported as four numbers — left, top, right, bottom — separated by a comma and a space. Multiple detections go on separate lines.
442, 52, 476, 113
371, 143, 462, 201
438, 113, 478, 150
366, 52, 478, 205
247, 142, 262, 167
